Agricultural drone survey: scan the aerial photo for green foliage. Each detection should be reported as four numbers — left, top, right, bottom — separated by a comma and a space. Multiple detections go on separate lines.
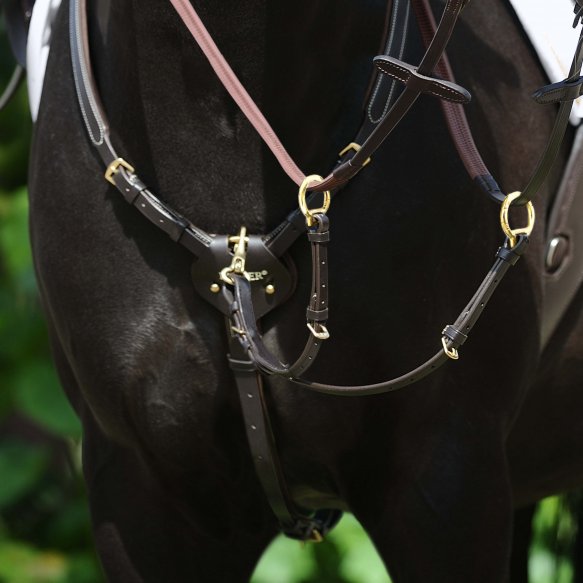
252, 515, 392, 583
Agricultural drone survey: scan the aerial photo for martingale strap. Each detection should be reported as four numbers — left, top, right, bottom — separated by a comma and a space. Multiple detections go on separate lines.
168, 0, 472, 194
70, 0, 583, 541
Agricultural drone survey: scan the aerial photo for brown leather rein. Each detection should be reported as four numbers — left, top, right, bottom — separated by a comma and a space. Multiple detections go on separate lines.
70, 0, 583, 540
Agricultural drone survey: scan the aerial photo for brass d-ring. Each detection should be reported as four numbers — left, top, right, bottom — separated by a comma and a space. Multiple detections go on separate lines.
298, 175, 331, 227
500, 191, 535, 248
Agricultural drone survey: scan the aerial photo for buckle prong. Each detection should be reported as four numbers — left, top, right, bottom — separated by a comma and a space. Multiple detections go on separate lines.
105, 158, 135, 185
339, 142, 371, 166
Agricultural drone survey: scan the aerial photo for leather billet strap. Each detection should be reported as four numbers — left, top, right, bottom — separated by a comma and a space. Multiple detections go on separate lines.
228, 339, 342, 541
289, 235, 530, 396
311, 0, 471, 193
69, 0, 213, 257
413, 0, 506, 204
519, 27, 583, 205
229, 214, 330, 377
167, 0, 469, 193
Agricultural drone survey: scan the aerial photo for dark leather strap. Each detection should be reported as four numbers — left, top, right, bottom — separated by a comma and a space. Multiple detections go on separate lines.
69, 0, 213, 258
288, 236, 530, 395
228, 336, 342, 541
311, 0, 470, 193
230, 214, 330, 377
518, 30, 583, 205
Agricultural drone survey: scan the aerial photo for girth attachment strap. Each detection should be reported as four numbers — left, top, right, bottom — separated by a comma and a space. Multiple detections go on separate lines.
227, 341, 342, 542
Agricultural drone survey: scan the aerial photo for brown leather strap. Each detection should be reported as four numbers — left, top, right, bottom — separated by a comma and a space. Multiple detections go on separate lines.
311, 0, 470, 193
519, 31, 583, 204
70, 0, 213, 258
413, 0, 506, 203
228, 337, 342, 541
229, 214, 330, 376
289, 236, 530, 395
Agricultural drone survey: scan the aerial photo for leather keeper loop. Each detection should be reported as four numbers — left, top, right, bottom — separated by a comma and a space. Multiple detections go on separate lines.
113, 171, 146, 204
307, 231, 330, 243
532, 77, 583, 105
442, 324, 468, 347
496, 245, 522, 265
497, 235, 529, 263
227, 356, 256, 372
306, 308, 329, 321
134, 191, 190, 242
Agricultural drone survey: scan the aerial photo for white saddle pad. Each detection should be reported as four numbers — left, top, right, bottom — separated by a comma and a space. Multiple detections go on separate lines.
24, 0, 583, 124
26, 0, 62, 122
508, 0, 583, 125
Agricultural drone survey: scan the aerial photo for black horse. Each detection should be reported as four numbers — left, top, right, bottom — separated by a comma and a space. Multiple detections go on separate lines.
27, 0, 583, 580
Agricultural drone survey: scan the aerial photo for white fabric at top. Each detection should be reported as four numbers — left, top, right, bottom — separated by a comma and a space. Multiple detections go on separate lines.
26, 0, 62, 122
508, 0, 583, 125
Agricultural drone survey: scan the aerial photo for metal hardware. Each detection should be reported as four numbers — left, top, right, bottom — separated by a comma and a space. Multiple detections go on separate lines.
210, 283, 220, 293
300, 529, 324, 545
545, 235, 569, 273
500, 191, 536, 248
105, 158, 135, 185
220, 226, 249, 284
441, 336, 459, 360
298, 175, 331, 227
307, 322, 330, 340
339, 142, 371, 166
265, 284, 275, 295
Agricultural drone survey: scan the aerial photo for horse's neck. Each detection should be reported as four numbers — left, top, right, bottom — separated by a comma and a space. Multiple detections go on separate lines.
89, 0, 388, 232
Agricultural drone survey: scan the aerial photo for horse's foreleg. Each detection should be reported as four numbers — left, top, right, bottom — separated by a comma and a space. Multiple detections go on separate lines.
350, 437, 513, 582
81, 412, 275, 583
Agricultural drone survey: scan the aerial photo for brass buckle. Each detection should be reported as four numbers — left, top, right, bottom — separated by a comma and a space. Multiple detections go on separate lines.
105, 158, 135, 185
220, 226, 249, 284
298, 175, 331, 227
441, 336, 459, 360
307, 322, 330, 340
339, 142, 371, 166
500, 191, 535, 248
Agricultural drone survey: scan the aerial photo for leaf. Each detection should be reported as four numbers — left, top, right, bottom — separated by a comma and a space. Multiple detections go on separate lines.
0, 443, 50, 509
0, 189, 34, 289
0, 541, 67, 583
12, 362, 81, 439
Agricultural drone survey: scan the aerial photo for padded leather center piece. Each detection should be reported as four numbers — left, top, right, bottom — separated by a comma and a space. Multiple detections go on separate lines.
190, 235, 295, 319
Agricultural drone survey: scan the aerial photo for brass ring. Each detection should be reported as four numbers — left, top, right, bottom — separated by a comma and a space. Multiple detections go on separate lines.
500, 191, 535, 248
298, 175, 331, 227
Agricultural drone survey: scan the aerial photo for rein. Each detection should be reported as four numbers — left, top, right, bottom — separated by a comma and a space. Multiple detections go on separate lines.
70, 0, 583, 541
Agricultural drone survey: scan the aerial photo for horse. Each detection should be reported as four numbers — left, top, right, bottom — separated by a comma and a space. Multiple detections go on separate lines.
26, 0, 583, 580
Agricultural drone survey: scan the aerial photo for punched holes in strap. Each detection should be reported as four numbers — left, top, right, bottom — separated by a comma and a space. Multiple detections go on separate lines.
373, 55, 471, 104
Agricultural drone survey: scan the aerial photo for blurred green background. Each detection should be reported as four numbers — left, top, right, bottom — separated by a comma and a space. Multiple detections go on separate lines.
0, 19, 582, 583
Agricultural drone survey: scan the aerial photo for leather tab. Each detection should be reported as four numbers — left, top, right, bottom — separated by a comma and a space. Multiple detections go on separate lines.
307, 231, 330, 243
374, 55, 471, 103
532, 76, 583, 105
442, 324, 468, 347
306, 308, 329, 321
